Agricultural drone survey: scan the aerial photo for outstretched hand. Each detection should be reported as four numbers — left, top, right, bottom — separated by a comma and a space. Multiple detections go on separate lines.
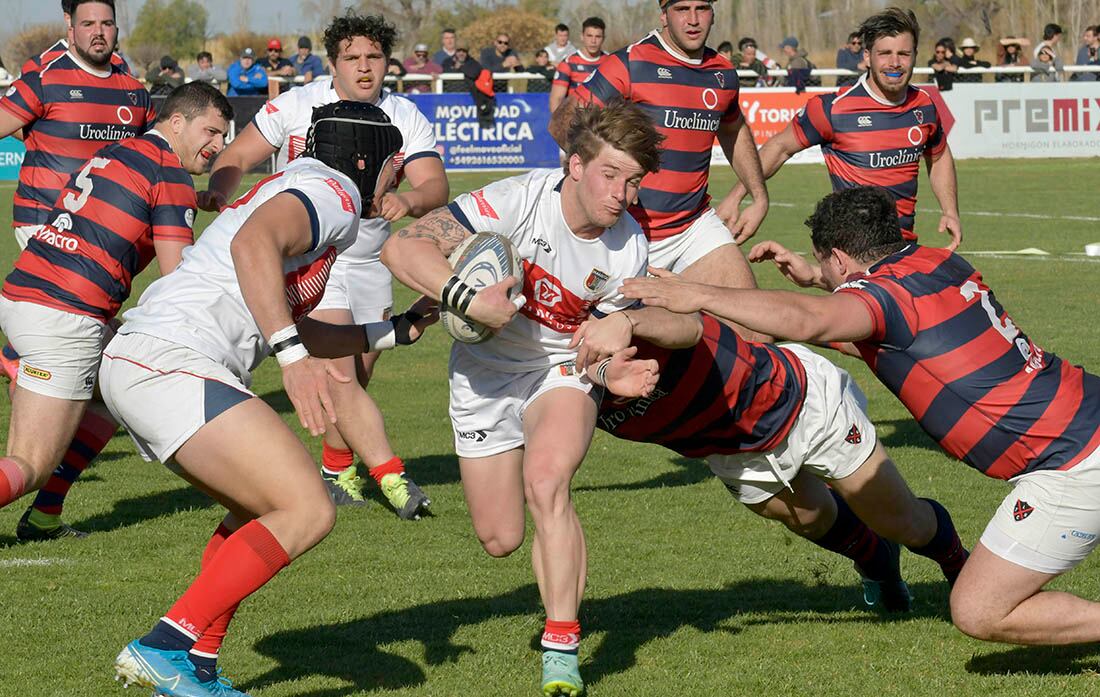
592, 346, 660, 399
282, 357, 351, 436
747, 241, 823, 288
621, 267, 711, 314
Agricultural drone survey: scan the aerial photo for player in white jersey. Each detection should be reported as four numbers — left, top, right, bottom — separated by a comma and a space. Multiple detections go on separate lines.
383, 101, 695, 697
102, 103, 432, 697
198, 12, 446, 516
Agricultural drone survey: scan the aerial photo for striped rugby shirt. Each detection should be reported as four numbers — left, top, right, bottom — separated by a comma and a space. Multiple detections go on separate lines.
552, 50, 609, 95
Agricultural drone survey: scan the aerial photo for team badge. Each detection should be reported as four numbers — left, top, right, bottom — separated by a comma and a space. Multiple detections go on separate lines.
714, 71, 725, 89
844, 425, 862, 445
1012, 499, 1035, 521
127, 91, 138, 105
184, 209, 195, 228
584, 268, 610, 293
915, 109, 924, 125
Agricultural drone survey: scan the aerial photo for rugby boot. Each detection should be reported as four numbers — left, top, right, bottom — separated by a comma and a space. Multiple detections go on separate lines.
541, 650, 584, 697
114, 640, 210, 697
16, 506, 89, 542
198, 669, 252, 696
857, 540, 913, 613
322, 468, 367, 507
379, 472, 431, 520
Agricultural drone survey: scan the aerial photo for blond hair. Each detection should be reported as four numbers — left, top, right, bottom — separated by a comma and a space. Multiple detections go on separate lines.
565, 99, 664, 175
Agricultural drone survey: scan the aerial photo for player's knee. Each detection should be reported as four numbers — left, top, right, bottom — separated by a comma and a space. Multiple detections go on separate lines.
480, 531, 523, 558
523, 470, 572, 518
297, 496, 337, 549
949, 589, 999, 641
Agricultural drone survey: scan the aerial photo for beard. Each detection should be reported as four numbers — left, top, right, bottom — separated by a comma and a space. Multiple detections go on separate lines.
72, 38, 114, 69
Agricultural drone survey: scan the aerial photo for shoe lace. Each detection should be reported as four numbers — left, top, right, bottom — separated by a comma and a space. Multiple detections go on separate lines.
332, 472, 366, 499
380, 473, 411, 509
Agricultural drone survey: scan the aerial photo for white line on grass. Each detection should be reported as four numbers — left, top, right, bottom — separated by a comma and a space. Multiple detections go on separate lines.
0, 558, 66, 568
768, 200, 1100, 223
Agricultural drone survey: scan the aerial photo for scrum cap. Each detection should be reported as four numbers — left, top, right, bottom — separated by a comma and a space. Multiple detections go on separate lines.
304, 101, 403, 217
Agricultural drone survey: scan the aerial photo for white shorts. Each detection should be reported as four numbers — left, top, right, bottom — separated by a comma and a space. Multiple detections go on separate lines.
14, 224, 43, 251
98, 332, 254, 463
980, 445, 1100, 574
647, 208, 736, 274
0, 296, 108, 400
312, 257, 393, 322
706, 344, 876, 505
448, 344, 596, 458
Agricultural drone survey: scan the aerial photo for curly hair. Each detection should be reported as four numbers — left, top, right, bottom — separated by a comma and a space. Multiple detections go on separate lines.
323, 10, 398, 60
858, 7, 920, 52
565, 99, 664, 176
804, 186, 906, 263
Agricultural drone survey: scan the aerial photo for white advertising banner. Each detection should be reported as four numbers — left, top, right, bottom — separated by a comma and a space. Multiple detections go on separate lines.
941, 82, 1100, 158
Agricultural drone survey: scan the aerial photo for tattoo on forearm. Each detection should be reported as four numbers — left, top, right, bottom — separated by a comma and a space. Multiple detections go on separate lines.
395, 206, 469, 255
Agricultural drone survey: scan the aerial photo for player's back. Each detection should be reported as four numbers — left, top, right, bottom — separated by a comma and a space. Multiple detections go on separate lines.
840, 245, 1100, 479
597, 315, 806, 457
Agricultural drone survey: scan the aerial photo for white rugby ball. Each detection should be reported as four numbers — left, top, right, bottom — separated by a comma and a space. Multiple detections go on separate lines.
441, 232, 524, 344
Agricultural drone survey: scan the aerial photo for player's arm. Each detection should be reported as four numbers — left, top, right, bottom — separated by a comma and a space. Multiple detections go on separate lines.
0, 72, 42, 139
925, 144, 962, 250
621, 269, 875, 344
199, 124, 278, 211
230, 192, 350, 436
724, 122, 807, 241
586, 346, 660, 399
379, 154, 448, 222
380, 206, 518, 329
571, 306, 703, 369
0, 108, 28, 141
715, 114, 770, 243
153, 239, 189, 277
549, 82, 569, 112
297, 296, 438, 357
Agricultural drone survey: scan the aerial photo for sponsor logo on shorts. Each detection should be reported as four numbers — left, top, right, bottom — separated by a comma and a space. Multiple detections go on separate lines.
456, 429, 487, 443
844, 424, 862, 444
84, 376, 95, 388
1012, 499, 1035, 521
22, 365, 51, 381
1060, 529, 1097, 542
584, 268, 610, 294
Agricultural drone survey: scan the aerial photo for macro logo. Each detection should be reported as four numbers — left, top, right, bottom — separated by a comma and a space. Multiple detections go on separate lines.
975, 97, 1100, 134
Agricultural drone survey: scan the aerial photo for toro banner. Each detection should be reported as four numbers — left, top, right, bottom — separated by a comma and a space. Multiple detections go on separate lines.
409, 92, 558, 170
710, 88, 830, 165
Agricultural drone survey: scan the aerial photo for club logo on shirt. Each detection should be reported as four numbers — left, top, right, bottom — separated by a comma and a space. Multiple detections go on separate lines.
69, 89, 84, 99
657, 67, 673, 79
184, 208, 195, 228
714, 71, 725, 89
857, 115, 872, 127
915, 109, 924, 124
535, 278, 563, 307
1012, 499, 1035, 521
844, 424, 862, 444
127, 91, 138, 105
471, 190, 499, 220
584, 268, 609, 293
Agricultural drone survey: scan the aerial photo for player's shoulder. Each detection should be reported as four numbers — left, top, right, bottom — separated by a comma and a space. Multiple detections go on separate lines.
605, 209, 648, 254
284, 158, 362, 213
377, 89, 430, 126
274, 77, 330, 111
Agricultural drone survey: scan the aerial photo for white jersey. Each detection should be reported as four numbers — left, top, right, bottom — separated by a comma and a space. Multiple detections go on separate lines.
252, 80, 439, 264
118, 158, 361, 384
448, 169, 648, 372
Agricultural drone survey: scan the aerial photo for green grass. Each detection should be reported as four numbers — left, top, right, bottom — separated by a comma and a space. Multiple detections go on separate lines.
1, 158, 1100, 697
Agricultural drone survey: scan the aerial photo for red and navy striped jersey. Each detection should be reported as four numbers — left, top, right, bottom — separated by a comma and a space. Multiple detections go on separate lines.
574, 32, 741, 242
2, 132, 196, 322
552, 51, 609, 94
21, 39, 130, 76
0, 52, 152, 229
792, 75, 946, 241
838, 244, 1100, 479
596, 315, 807, 457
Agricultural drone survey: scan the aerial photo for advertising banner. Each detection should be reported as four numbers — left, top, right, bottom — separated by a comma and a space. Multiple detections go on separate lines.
0, 137, 25, 181
939, 82, 1100, 158
408, 92, 559, 170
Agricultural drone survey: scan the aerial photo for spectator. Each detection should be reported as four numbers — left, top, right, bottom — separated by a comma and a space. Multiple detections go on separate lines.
434, 28, 457, 66
545, 23, 577, 65
292, 35, 325, 83
716, 41, 734, 62
995, 36, 1029, 83
443, 45, 494, 126
480, 33, 523, 93
955, 37, 990, 83
1030, 44, 1063, 81
441, 45, 472, 92
528, 49, 555, 92
928, 40, 959, 90
403, 43, 442, 93
147, 55, 184, 96
387, 56, 407, 78
1073, 25, 1099, 81
733, 42, 766, 87
779, 36, 817, 90
188, 51, 226, 86
835, 31, 866, 86
227, 47, 268, 96
1034, 23, 1062, 57
261, 38, 295, 77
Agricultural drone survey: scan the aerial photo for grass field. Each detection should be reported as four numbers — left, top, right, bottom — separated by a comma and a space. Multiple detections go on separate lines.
1, 158, 1099, 697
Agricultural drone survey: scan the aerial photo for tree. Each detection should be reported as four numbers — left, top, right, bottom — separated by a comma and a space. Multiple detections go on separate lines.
128, 0, 208, 61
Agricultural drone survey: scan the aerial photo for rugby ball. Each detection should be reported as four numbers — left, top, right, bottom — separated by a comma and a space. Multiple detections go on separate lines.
440, 232, 524, 344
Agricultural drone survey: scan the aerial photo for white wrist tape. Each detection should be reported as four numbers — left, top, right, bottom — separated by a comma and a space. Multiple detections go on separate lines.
270, 325, 309, 367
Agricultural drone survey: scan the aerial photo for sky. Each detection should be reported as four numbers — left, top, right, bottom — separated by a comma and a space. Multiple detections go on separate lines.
11, 0, 356, 36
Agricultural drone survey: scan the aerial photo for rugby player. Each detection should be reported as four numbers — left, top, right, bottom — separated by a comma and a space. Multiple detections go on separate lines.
198, 11, 445, 517
548, 17, 608, 113
549, 0, 770, 344
19, 0, 130, 77
382, 100, 692, 697
625, 185, 1100, 649
588, 312, 969, 610
102, 102, 432, 696
725, 8, 962, 248
0, 83, 229, 541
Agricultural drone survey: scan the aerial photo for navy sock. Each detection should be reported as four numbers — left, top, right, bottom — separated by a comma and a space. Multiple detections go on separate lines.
907, 498, 969, 586
188, 651, 218, 683
811, 490, 899, 582
140, 619, 196, 653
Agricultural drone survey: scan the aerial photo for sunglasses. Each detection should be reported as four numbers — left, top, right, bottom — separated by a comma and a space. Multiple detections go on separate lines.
496, 40, 509, 45
850, 40, 862, 46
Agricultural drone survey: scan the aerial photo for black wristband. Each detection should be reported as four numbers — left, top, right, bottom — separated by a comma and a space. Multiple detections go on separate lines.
270, 335, 303, 354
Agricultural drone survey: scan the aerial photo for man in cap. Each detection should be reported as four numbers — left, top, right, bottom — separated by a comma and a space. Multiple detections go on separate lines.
403, 42, 443, 93
228, 47, 268, 96
955, 37, 990, 83
294, 35, 327, 83
262, 38, 296, 78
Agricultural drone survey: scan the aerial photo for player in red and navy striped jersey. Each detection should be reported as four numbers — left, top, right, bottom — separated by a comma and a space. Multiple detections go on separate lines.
593, 311, 968, 610
548, 17, 608, 112
0, 83, 230, 542
550, 0, 771, 344
18, 0, 130, 76
729, 7, 962, 249
0, 0, 153, 250
623, 184, 1100, 650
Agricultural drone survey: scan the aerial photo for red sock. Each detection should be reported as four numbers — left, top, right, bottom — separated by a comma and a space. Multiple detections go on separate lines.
190, 524, 236, 659
321, 443, 354, 475
541, 619, 581, 654
31, 409, 116, 516
368, 456, 404, 485
0, 457, 28, 508
165, 520, 290, 637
